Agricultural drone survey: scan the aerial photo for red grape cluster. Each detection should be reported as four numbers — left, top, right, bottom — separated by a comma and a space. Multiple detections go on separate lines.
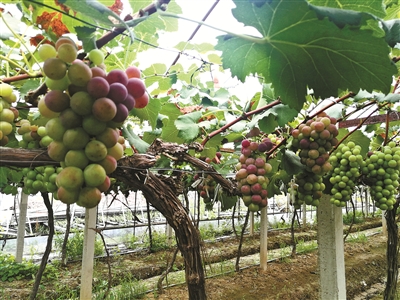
36, 37, 148, 208
291, 113, 338, 175
235, 139, 273, 212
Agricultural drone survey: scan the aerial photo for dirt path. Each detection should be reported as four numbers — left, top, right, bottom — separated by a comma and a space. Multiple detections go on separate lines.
0, 219, 387, 299
146, 233, 387, 300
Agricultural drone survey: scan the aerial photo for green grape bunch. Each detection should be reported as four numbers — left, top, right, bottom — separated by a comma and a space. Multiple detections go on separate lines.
290, 171, 325, 208
0, 82, 18, 146
328, 141, 364, 207
361, 142, 400, 210
22, 166, 62, 196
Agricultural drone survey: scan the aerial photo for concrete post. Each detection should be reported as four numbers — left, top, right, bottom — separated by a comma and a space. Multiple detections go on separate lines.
80, 207, 97, 300
249, 211, 254, 236
317, 194, 346, 300
166, 223, 173, 246
15, 192, 29, 263
260, 207, 268, 271
382, 211, 387, 236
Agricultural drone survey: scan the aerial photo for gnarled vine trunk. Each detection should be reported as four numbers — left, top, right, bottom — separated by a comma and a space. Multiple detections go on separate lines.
113, 157, 207, 299
384, 198, 400, 300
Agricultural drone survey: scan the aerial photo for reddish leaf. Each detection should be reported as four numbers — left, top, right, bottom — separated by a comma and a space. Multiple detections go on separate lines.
108, 0, 124, 16
29, 34, 54, 47
36, 12, 69, 39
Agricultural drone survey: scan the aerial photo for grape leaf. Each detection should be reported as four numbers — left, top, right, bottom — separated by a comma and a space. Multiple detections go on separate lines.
130, 96, 161, 130
336, 129, 370, 157
381, 19, 400, 47
122, 124, 150, 153
159, 103, 184, 143
175, 111, 202, 141
57, 0, 115, 26
219, 192, 238, 211
8, 169, 23, 183
215, 0, 397, 111
128, 0, 181, 50
385, 1, 400, 20
280, 150, 305, 176
2, 185, 18, 195
258, 114, 279, 134
0, 167, 8, 188
308, 0, 386, 20
75, 26, 97, 52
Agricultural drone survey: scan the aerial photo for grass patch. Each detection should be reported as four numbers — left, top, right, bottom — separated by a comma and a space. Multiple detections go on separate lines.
347, 231, 368, 244
54, 229, 104, 260
343, 210, 365, 225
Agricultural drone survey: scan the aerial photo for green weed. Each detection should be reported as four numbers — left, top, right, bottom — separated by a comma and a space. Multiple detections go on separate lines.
54, 229, 104, 261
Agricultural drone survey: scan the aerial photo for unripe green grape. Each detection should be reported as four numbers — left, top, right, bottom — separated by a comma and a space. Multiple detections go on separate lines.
88, 49, 104, 66
38, 44, 57, 61
57, 43, 77, 63
0, 83, 13, 98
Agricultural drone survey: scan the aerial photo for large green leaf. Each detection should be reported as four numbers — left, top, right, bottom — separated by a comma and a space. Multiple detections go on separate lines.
385, 1, 400, 20
381, 19, 400, 47
175, 111, 202, 141
128, 0, 181, 50
159, 103, 184, 143
308, 0, 386, 18
215, 0, 397, 111
130, 96, 161, 129
57, 0, 115, 26
280, 150, 305, 176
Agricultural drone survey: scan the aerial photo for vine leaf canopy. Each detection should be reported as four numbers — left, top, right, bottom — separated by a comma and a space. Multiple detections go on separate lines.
215, 0, 397, 110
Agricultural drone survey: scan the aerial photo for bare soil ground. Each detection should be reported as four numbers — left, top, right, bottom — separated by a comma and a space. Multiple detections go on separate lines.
0, 218, 388, 300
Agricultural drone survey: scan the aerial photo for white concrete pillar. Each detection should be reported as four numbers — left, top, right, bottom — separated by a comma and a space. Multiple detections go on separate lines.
260, 207, 268, 271
80, 207, 97, 300
317, 195, 346, 300
302, 202, 307, 226
166, 223, 173, 246
382, 211, 387, 236
15, 192, 29, 263
249, 211, 254, 236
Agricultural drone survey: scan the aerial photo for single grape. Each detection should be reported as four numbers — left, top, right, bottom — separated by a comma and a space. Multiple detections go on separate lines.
88, 49, 104, 66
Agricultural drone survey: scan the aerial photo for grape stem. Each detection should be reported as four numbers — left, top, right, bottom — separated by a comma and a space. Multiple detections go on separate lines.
338, 100, 377, 123
331, 103, 389, 154
96, 0, 171, 49
384, 112, 390, 146
309, 92, 355, 120
166, 0, 220, 72
393, 76, 400, 92
0, 12, 41, 69
201, 99, 282, 147
0, 54, 31, 76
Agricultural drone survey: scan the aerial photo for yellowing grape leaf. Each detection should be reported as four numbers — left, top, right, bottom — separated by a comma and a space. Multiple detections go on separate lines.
215, 0, 397, 110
